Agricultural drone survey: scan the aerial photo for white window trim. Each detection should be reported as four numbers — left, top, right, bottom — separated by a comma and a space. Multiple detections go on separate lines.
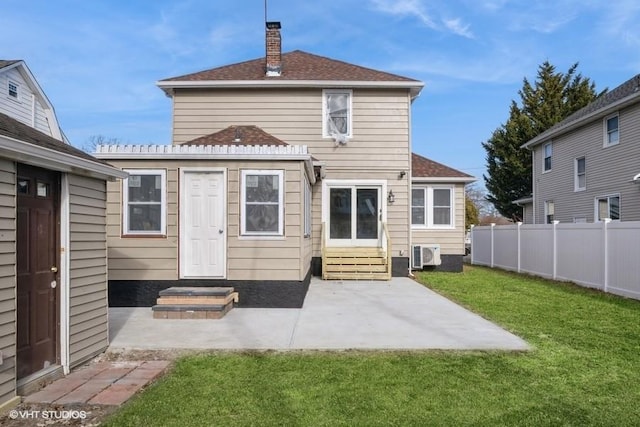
594, 194, 621, 222
411, 185, 455, 229
240, 169, 284, 237
542, 142, 552, 173
604, 113, 620, 147
322, 89, 353, 139
7, 80, 20, 102
574, 156, 586, 192
122, 169, 167, 236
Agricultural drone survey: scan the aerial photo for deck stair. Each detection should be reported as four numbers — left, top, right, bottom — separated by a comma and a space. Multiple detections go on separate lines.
152, 287, 238, 319
322, 247, 391, 280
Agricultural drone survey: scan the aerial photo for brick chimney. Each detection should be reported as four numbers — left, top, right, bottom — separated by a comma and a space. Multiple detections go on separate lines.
265, 21, 282, 77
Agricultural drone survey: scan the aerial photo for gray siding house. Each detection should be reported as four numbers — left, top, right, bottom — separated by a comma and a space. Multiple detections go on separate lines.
522, 74, 640, 224
0, 61, 125, 412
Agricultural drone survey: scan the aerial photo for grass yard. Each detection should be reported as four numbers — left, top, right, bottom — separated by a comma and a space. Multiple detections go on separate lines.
104, 266, 640, 426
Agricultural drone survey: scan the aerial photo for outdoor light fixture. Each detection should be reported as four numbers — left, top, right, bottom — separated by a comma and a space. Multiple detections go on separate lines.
399, 171, 406, 179
388, 190, 395, 204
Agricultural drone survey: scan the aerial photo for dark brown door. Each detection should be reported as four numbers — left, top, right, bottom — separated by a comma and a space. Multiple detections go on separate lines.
16, 164, 60, 379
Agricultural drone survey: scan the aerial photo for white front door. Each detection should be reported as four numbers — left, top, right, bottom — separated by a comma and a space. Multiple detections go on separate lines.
323, 180, 386, 247
180, 170, 225, 278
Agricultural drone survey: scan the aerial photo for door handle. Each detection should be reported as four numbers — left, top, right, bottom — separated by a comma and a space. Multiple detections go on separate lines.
51, 266, 58, 273
219, 229, 224, 234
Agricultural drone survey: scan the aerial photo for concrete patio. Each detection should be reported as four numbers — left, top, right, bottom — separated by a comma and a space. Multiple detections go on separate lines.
108, 277, 529, 351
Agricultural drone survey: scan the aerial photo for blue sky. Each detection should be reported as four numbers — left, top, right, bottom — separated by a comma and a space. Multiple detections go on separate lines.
4, 0, 640, 182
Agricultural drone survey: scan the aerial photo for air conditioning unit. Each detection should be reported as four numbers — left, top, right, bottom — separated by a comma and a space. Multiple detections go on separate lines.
412, 244, 441, 269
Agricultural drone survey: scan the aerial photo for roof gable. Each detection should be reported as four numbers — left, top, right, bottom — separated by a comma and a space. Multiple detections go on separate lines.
183, 125, 288, 146
412, 153, 474, 181
0, 59, 63, 140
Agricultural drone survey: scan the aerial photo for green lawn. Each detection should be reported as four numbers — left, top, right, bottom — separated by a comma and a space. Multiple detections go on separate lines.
104, 266, 640, 426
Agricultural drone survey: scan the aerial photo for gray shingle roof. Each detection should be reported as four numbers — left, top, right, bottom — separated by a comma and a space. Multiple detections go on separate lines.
412, 153, 474, 180
0, 60, 20, 70
0, 112, 110, 166
524, 74, 640, 148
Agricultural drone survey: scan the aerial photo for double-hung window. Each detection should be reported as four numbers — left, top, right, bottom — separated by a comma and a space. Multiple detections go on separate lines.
575, 157, 586, 191
411, 186, 454, 228
122, 169, 166, 235
543, 142, 552, 172
604, 114, 619, 147
241, 170, 284, 236
8, 81, 19, 100
596, 195, 620, 221
323, 89, 352, 140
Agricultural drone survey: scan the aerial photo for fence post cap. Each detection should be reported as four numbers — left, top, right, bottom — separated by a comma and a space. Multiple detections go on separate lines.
552, 220, 560, 225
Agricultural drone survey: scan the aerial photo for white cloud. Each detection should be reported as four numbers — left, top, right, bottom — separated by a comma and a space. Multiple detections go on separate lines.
443, 18, 473, 38
369, 0, 472, 38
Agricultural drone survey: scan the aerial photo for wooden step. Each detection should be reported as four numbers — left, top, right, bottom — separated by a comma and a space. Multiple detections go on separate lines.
324, 247, 385, 256
324, 257, 387, 265
324, 264, 388, 273
323, 272, 390, 280
152, 303, 233, 320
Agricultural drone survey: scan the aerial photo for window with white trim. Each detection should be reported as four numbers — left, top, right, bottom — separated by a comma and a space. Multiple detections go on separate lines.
8, 81, 19, 100
543, 142, 552, 172
304, 177, 312, 238
241, 170, 284, 236
544, 200, 554, 224
604, 114, 619, 147
322, 89, 352, 141
411, 186, 454, 228
575, 157, 586, 191
596, 195, 620, 221
122, 169, 166, 235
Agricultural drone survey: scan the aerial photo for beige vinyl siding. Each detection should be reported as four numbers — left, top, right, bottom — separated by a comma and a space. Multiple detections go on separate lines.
172, 88, 412, 257
67, 174, 109, 367
0, 68, 52, 136
411, 183, 466, 255
105, 159, 308, 282
0, 159, 15, 406
533, 104, 640, 223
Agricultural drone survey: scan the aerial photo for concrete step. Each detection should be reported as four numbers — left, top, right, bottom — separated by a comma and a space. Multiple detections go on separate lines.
152, 302, 233, 320
158, 286, 235, 297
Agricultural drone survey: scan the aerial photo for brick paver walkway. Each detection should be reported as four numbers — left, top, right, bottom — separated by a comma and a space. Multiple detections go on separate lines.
24, 360, 170, 406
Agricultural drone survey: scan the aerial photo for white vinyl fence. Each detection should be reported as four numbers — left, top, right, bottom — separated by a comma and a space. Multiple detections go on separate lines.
471, 220, 640, 300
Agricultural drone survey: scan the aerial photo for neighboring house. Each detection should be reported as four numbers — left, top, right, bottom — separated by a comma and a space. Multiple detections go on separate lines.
94, 22, 472, 308
411, 153, 475, 271
512, 196, 533, 224
522, 74, 640, 224
0, 60, 126, 412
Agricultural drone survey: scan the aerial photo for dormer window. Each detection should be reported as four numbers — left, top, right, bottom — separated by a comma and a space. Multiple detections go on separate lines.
8, 81, 19, 100
323, 89, 352, 142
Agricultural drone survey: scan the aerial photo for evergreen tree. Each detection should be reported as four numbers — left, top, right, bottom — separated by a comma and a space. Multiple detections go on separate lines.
483, 62, 602, 220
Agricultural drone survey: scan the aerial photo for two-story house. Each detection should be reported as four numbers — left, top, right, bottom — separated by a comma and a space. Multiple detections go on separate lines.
0, 61, 125, 411
95, 23, 473, 308
521, 74, 640, 224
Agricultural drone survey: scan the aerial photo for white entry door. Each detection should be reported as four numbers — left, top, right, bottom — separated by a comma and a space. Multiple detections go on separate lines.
180, 170, 225, 278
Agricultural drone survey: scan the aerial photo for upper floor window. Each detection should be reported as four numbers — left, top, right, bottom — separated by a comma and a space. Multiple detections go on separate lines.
543, 142, 552, 172
323, 89, 352, 141
544, 200, 554, 224
596, 195, 620, 221
604, 114, 619, 147
122, 169, 167, 235
411, 186, 454, 228
574, 157, 586, 191
240, 170, 284, 236
8, 81, 19, 100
